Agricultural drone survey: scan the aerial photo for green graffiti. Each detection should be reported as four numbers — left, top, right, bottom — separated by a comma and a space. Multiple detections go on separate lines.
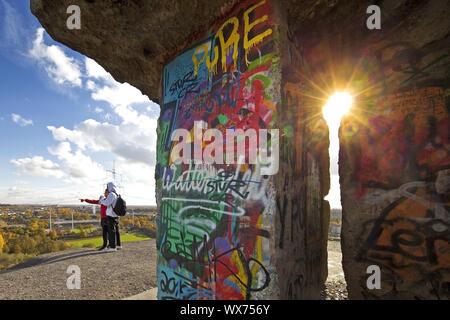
251, 74, 271, 88
283, 124, 294, 138
217, 114, 228, 125
247, 53, 273, 72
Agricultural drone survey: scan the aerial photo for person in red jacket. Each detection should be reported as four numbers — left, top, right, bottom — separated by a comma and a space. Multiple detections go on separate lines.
81, 188, 109, 251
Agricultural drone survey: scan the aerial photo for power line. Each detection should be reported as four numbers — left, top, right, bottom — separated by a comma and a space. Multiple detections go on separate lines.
106, 160, 124, 196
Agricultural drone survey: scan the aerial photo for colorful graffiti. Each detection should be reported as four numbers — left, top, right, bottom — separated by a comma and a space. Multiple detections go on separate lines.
342, 86, 449, 299
156, 0, 277, 300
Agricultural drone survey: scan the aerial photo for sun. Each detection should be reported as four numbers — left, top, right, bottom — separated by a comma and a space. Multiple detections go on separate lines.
322, 92, 353, 128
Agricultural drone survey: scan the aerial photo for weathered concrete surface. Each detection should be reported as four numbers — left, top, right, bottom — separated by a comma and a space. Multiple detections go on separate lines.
31, 0, 236, 103
276, 5, 330, 298
156, 0, 282, 299
31, 0, 447, 104
29, 0, 320, 103
277, 0, 449, 300
31, 0, 450, 299
155, 0, 329, 299
335, 2, 450, 299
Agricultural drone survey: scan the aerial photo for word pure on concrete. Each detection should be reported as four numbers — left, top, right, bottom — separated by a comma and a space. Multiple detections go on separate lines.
170, 120, 279, 175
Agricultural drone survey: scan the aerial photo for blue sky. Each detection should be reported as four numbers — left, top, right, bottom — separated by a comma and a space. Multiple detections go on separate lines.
0, 0, 159, 205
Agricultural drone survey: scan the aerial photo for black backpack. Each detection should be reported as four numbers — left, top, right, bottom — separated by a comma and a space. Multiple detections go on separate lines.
112, 192, 127, 216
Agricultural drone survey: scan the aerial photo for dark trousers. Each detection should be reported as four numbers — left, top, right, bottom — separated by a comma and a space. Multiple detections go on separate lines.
106, 216, 117, 248
100, 217, 108, 247
115, 218, 121, 246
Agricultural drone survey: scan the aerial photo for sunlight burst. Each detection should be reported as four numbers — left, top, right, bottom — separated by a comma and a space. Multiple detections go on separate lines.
322, 92, 353, 128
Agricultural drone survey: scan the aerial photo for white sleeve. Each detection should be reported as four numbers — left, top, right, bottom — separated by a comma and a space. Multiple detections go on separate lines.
100, 193, 115, 206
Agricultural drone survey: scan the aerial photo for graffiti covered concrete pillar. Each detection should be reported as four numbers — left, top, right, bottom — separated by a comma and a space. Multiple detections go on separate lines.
155, 0, 329, 300
338, 21, 450, 299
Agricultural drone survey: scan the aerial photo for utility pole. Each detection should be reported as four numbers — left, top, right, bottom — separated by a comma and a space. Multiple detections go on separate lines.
107, 160, 118, 185
71, 210, 74, 232
107, 160, 124, 194
112, 160, 116, 184
49, 207, 52, 231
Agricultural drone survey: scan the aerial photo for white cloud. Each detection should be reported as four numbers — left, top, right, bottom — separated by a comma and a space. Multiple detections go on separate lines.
11, 113, 33, 126
86, 80, 96, 90
84, 58, 158, 112
85, 57, 111, 80
29, 28, 82, 87
10, 156, 65, 178
11, 37, 160, 204
48, 117, 156, 166
112, 160, 156, 204
89, 79, 150, 108
48, 142, 106, 181
46, 59, 159, 167
16, 180, 30, 186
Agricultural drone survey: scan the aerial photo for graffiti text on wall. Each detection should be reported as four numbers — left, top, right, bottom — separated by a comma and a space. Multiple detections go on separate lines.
156, 0, 277, 300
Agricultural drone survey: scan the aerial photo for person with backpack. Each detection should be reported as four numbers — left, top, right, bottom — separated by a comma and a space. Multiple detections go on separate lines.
80, 188, 109, 251
100, 182, 120, 252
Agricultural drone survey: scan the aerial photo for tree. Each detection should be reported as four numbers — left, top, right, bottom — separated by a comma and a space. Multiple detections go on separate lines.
0, 233, 4, 253
27, 220, 39, 232
48, 230, 58, 240
12, 244, 22, 254
20, 236, 37, 254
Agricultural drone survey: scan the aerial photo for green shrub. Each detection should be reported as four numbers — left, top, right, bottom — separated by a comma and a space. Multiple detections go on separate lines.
0, 253, 33, 270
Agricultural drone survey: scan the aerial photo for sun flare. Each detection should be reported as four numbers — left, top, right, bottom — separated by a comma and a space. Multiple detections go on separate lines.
322, 92, 353, 128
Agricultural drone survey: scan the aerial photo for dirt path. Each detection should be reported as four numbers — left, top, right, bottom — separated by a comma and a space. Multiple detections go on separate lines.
0, 240, 157, 300
322, 239, 348, 300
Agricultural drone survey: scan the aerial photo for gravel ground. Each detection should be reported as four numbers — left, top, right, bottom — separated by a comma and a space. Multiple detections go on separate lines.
321, 239, 348, 300
0, 240, 157, 300
0, 238, 347, 300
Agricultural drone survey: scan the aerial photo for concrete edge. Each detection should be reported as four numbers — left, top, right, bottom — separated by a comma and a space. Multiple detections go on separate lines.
123, 287, 158, 300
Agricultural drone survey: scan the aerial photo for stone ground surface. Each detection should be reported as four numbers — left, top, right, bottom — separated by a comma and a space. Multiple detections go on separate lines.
0, 240, 157, 300
0, 238, 346, 300
321, 239, 348, 300
124, 287, 158, 300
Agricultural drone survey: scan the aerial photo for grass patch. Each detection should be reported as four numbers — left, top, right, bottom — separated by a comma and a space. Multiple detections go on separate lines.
69, 233, 151, 248
71, 227, 95, 234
